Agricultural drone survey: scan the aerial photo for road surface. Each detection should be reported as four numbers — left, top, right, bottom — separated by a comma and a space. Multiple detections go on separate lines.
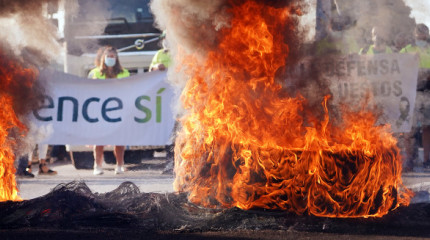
16, 151, 174, 200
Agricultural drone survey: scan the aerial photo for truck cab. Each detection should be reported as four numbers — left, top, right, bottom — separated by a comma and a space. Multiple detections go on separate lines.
63, 0, 161, 76
47, 0, 167, 169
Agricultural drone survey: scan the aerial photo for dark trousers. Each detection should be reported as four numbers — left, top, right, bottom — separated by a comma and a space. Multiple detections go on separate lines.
16, 155, 29, 175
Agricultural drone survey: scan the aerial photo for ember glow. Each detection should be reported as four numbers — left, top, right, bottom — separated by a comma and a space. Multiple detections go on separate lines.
173, 1, 412, 218
0, 49, 37, 202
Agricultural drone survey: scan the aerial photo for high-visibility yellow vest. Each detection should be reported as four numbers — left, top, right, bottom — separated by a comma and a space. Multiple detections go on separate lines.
149, 49, 172, 70
359, 45, 393, 55
400, 44, 430, 69
316, 36, 360, 56
88, 67, 130, 79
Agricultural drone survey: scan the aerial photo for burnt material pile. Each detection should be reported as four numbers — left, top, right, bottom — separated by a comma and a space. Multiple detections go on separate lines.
151, 0, 412, 218
1, 181, 430, 238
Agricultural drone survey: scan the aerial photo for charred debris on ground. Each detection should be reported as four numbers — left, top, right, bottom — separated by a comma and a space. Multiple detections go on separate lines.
0, 181, 430, 238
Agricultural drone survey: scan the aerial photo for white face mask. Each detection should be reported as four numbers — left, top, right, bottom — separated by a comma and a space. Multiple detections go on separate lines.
416, 40, 428, 48
104, 57, 116, 67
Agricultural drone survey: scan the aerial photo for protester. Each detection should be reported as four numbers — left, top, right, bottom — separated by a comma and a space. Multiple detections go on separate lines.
393, 32, 412, 53
149, 31, 171, 72
88, 46, 106, 79
315, 15, 359, 56
400, 23, 430, 169
16, 144, 57, 178
148, 32, 175, 174
88, 46, 130, 175
401, 24, 430, 68
359, 26, 393, 54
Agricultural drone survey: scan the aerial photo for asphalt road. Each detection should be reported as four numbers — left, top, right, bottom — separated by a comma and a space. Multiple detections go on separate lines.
16, 151, 175, 200
15, 151, 430, 201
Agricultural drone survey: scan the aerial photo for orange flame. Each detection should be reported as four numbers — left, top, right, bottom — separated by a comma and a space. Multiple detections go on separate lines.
173, 1, 412, 218
0, 52, 36, 202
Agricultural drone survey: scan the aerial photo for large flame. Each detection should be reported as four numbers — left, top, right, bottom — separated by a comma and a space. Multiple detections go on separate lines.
0, 50, 37, 202
173, 1, 412, 218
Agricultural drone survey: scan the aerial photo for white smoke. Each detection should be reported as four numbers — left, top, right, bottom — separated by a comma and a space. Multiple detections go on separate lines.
0, 0, 70, 158
0, 0, 66, 64
150, 0, 229, 56
150, 0, 231, 114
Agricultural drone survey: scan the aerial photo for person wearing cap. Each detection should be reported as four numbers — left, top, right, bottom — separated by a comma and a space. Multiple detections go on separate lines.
400, 23, 430, 169
359, 26, 393, 55
149, 31, 172, 72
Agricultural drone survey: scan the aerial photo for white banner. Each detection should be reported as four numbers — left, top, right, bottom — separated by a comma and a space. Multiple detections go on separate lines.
326, 53, 419, 132
33, 69, 175, 145
296, 53, 419, 133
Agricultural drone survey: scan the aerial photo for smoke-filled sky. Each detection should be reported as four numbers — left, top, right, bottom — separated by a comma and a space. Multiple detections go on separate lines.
404, 0, 430, 26
301, 0, 430, 41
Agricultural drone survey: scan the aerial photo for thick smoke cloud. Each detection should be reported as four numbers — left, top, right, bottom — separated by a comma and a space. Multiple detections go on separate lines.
150, 0, 308, 111
150, 0, 229, 57
0, 0, 64, 155
0, 0, 64, 63
327, 0, 415, 51
150, 0, 418, 119
150, 0, 233, 112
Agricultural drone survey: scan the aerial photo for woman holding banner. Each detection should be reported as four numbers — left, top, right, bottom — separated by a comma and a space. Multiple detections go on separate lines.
88, 46, 130, 175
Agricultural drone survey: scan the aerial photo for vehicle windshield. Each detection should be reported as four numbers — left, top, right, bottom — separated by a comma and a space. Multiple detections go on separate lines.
75, 0, 152, 23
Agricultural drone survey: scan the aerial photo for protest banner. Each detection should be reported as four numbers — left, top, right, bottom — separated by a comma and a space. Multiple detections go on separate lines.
328, 53, 418, 132
295, 53, 419, 132
33, 69, 176, 146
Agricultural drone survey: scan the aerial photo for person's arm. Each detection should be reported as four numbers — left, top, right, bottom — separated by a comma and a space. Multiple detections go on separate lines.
88, 68, 97, 79
149, 51, 161, 71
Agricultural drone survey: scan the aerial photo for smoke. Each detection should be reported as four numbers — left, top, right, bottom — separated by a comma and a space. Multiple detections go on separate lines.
150, 0, 229, 56
0, 0, 64, 156
328, 0, 415, 50
150, 1, 414, 216
64, 0, 113, 56
150, 0, 230, 96
150, 0, 310, 67
0, 0, 63, 63
150, 0, 419, 134
150, 0, 309, 112
149, 0, 328, 128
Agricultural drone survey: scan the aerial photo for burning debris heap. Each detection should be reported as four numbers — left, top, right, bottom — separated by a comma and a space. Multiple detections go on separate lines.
0, 47, 45, 202
150, 0, 412, 218
0, 181, 430, 238
0, 1, 424, 237
0, 0, 62, 202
